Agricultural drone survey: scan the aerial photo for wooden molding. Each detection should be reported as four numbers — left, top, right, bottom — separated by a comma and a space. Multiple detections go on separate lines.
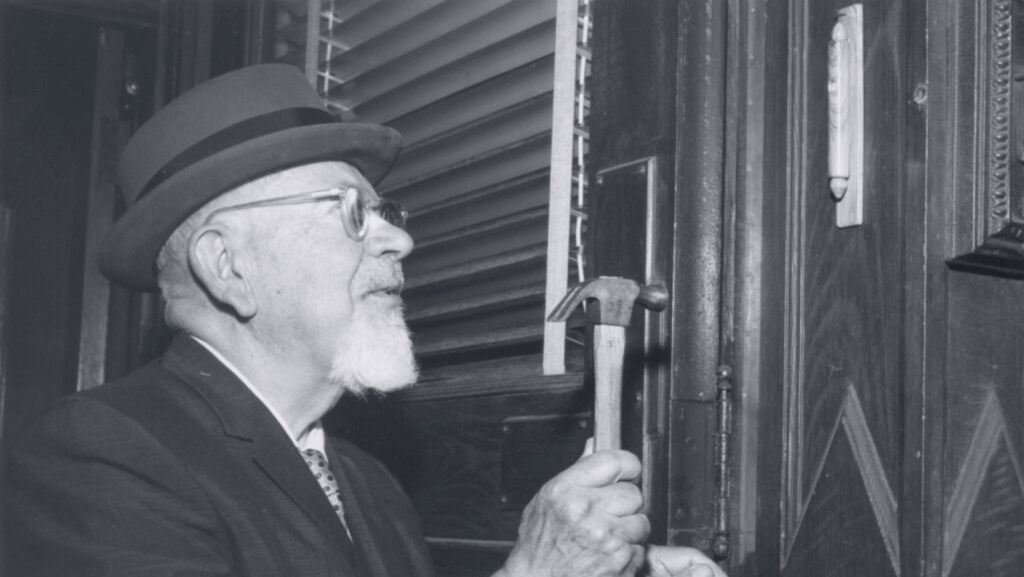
396, 372, 583, 403
76, 28, 125, 391
840, 386, 899, 574
946, 0, 1024, 278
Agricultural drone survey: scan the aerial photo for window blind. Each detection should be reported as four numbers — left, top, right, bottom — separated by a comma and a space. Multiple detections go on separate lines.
272, 0, 588, 386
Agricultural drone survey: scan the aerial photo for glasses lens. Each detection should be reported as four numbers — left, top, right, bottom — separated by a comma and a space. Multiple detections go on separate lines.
341, 187, 368, 240
377, 200, 408, 229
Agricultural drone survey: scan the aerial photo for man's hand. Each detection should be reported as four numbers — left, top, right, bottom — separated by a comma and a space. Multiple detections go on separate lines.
496, 449, 650, 577
643, 545, 728, 577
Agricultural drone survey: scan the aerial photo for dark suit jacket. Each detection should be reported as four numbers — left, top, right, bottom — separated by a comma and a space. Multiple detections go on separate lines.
2, 334, 434, 577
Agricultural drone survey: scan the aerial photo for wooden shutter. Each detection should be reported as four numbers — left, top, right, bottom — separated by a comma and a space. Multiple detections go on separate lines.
272, 0, 588, 387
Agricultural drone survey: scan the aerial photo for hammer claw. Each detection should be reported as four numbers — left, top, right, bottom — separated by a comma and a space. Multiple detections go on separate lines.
546, 283, 589, 323
547, 276, 670, 453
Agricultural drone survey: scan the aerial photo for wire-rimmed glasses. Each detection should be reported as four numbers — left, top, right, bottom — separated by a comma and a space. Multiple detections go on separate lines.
203, 186, 407, 241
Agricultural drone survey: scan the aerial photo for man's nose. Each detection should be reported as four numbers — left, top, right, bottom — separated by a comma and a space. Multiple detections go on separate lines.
363, 214, 414, 260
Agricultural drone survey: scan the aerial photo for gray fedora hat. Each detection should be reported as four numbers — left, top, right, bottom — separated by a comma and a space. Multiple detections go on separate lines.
98, 64, 401, 291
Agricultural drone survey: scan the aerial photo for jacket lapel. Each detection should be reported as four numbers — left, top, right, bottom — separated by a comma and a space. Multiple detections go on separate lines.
325, 439, 387, 577
160, 334, 357, 559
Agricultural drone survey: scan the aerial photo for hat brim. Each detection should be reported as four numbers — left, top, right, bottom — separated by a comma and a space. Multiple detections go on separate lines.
98, 122, 401, 292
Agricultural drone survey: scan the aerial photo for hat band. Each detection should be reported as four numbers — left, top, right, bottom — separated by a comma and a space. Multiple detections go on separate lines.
137, 107, 336, 200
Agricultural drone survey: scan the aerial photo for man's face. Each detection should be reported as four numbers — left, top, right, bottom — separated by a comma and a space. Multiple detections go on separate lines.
247, 161, 418, 395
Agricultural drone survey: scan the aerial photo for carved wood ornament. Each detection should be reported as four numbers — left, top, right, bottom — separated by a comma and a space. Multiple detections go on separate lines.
947, 0, 1024, 278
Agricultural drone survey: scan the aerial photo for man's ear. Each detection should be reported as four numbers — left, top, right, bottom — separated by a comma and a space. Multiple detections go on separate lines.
187, 224, 258, 319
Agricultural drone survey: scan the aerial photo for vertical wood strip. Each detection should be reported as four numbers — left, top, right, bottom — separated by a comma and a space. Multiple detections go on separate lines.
76, 29, 125, 391
666, 0, 726, 547
901, 0, 945, 573
0, 205, 13, 443
305, 0, 322, 84
842, 386, 900, 574
542, 0, 579, 375
731, 0, 776, 567
781, 0, 809, 558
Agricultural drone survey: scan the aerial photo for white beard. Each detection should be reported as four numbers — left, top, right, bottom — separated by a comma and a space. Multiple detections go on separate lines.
329, 262, 418, 396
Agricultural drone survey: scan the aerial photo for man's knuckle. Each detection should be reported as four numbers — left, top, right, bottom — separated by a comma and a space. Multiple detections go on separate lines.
573, 519, 603, 543
607, 543, 635, 570
637, 514, 652, 540
559, 495, 591, 522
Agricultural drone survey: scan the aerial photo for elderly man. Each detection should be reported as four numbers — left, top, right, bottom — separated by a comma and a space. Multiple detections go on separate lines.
2, 65, 724, 577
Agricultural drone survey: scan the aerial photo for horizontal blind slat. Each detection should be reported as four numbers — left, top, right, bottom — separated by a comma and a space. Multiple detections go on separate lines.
344, 22, 556, 123
385, 135, 552, 211
406, 219, 548, 275
403, 170, 549, 217
388, 57, 554, 148
404, 245, 547, 291
325, 0, 380, 23
413, 324, 544, 356
385, 98, 552, 185
407, 176, 549, 245
405, 283, 546, 323
413, 206, 548, 252
406, 265, 547, 312
324, 0, 522, 79
322, 0, 445, 50
327, 0, 553, 108
404, 368, 582, 401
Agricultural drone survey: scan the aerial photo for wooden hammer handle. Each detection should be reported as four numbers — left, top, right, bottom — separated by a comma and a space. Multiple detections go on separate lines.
593, 324, 626, 451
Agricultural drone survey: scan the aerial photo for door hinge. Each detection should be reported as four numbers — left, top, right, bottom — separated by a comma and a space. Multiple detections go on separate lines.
711, 365, 734, 561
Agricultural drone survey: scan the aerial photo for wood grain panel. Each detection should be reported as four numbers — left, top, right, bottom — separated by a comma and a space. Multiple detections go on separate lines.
794, 0, 903, 502
782, 428, 897, 577
939, 259, 1024, 576
789, 386, 898, 572
943, 388, 1024, 577
783, 3, 905, 559
944, 442, 1024, 577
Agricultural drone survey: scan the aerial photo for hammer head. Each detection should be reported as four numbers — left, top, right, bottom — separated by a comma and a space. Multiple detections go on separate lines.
547, 277, 669, 327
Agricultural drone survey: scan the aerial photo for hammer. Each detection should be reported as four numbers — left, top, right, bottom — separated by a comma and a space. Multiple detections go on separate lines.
547, 277, 669, 450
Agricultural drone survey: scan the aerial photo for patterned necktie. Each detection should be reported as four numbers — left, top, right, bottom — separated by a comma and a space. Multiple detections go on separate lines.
302, 448, 352, 540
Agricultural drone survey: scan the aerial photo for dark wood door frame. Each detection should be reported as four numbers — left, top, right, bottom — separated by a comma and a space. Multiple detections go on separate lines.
589, 0, 731, 556
726, 1, 1006, 576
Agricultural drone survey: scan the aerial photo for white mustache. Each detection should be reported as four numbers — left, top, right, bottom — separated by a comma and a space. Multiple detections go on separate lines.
353, 258, 405, 295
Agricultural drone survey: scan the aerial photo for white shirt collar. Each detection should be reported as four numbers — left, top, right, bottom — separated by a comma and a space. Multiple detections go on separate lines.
189, 335, 325, 454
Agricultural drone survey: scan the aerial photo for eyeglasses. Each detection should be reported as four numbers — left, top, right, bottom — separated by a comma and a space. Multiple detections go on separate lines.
203, 186, 407, 241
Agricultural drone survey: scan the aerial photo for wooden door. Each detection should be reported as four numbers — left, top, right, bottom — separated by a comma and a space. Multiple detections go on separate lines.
921, 0, 1024, 574
733, 0, 909, 575
733, 0, 1024, 576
